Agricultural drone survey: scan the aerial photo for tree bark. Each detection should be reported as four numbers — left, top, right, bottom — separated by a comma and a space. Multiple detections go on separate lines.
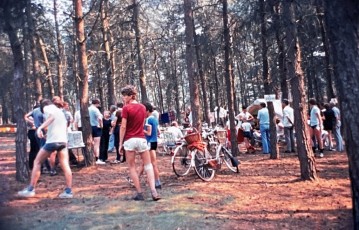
324, 0, 359, 226
3, 0, 30, 182
37, 35, 55, 99
26, 0, 42, 102
132, 0, 148, 102
222, 0, 239, 156
260, 0, 279, 159
100, 0, 116, 106
283, 0, 317, 181
53, 0, 64, 100
74, 0, 94, 166
193, 19, 210, 125
183, 0, 201, 131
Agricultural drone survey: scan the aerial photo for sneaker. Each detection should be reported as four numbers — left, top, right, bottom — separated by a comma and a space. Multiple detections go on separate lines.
319, 153, 324, 158
155, 184, 162, 189
151, 191, 161, 201
112, 160, 120, 164
96, 159, 106, 165
133, 193, 144, 201
18, 187, 35, 197
59, 191, 73, 199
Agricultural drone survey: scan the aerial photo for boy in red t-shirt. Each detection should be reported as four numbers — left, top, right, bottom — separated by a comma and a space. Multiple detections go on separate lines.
118, 85, 160, 201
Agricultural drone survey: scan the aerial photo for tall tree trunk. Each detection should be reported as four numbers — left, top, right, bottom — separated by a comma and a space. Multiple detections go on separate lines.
3, 1, 29, 182
222, 0, 239, 156
26, 0, 42, 102
283, 0, 317, 180
132, 0, 148, 102
37, 35, 55, 99
324, 0, 359, 226
100, 0, 116, 106
193, 19, 210, 125
183, 0, 201, 131
74, 0, 94, 166
53, 0, 64, 100
316, 0, 335, 100
260, 0, 279, 159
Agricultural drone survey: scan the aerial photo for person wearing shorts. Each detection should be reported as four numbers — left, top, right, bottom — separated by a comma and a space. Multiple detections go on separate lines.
18, 99, 73, 198
142, 102, 161, 189
118, 85, 160, 201
309, 98, 324, 157
89, 98, 104, 164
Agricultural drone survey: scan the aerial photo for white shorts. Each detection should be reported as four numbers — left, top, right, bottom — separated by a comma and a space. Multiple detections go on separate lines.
123, 138, 149, 152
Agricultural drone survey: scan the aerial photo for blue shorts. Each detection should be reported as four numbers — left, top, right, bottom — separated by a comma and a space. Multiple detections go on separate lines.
92, 126, 102, 137
43, 142, 67, 152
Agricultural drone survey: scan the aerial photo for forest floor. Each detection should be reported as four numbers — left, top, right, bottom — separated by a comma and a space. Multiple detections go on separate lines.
0, 135, 353, 230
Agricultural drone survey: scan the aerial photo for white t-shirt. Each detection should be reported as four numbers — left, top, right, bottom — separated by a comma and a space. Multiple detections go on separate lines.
88, 105, 103, 126
310, 105, 321, 126
282, 105, 294, 127
44, 104, 68, 143
241, 122, 252, 132
167, 126, 184, 140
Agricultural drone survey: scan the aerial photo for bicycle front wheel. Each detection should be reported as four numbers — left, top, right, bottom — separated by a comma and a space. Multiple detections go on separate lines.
172, 146, 192, 177
194, 149, 215, 182
222, 147, 239, 173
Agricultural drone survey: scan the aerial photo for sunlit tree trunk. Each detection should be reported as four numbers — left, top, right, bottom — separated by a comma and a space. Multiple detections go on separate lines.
74, 0, 94, 166
100, 0, 116, 106
26, 0, 42, 102
183, 0, 201, 131
222, 0, 239, 156
324, 0, 359, 226
53, 0, 64, 100
132, 0, 148, 102
3, 1, 29, 182
283, 0, 317, 181
37, 35, 55, 99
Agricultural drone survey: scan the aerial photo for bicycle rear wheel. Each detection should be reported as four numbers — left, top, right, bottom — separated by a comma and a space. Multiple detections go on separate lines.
222, 147, 239, 173
194, 149, 215, 181
172, 145, 192, 177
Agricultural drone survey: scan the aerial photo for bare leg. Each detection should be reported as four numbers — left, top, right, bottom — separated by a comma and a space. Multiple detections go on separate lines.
140, 150, 156, 192
149, 149, 160, 181
57, 148, 72, 188
49, 151, 57, 169
126, 150, 142, 193
30, 149, 51, 187
314, 129, 323, 150
93, 137, 101, 158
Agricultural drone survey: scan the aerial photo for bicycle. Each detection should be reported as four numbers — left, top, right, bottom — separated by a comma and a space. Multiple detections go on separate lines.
171, 129, 215, 181
171, 128, 239, 182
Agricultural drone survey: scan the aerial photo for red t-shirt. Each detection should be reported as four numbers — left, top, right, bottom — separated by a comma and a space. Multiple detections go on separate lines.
122, 103, 146, 141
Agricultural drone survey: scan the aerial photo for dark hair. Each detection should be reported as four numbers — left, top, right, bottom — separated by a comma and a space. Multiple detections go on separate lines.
121, 85, 137, 97
242, 105, 247, 110
282, 99, 289, 106
110, 105, 117, 112
260, 102, 266, 108
143, 102, 154, 113
309, 98, 317, 105
40, 99, 52, 113
116, 102, 124, 108
92, 99, 100, 105
324, 103, 331, 109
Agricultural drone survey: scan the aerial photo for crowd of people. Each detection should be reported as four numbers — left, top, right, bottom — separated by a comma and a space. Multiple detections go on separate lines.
19, 85, 161, 201
19, 85, 345, 200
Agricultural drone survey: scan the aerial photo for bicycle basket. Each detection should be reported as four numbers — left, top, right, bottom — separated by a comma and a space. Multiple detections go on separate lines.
216, 130, 227, 144
184, 132, 201, 145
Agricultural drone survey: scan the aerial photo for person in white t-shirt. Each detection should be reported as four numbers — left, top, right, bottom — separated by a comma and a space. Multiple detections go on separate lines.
241, 119, 256, 153
18, 99, 73, 198
309, 98, 324, 157
167, 121, 184, 141
282, 99, 295, 153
